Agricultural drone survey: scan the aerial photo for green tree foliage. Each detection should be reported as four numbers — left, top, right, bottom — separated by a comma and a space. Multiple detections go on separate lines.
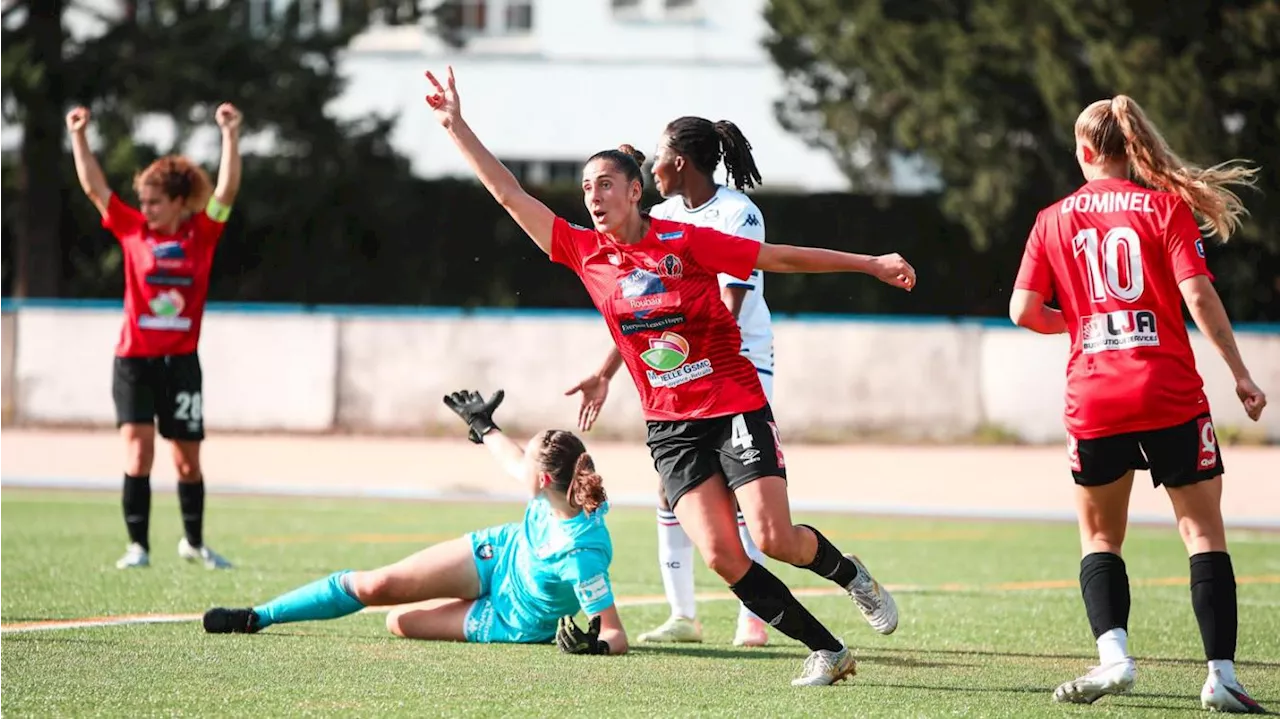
764, 0, 1279, 318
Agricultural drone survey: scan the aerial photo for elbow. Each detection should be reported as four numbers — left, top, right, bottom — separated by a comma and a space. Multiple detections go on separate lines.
608, 635, 629, 655
1009, 305, 1030, 328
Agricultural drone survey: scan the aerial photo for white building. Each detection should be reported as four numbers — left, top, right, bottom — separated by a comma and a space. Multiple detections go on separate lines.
335, 0, 855, 190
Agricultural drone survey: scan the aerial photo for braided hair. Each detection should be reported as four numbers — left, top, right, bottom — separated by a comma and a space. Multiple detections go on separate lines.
664, 116, 762, 191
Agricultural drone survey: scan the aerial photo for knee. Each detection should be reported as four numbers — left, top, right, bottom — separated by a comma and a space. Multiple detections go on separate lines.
384, 608, 408, 638
1178, 515, 1226, 554
703, 544, 751, 583
754, 525, 805, 564
348, 570, 393, 606
173, 448, 202, 482
1080, 526, 1125, 556
124, 435, 155, 475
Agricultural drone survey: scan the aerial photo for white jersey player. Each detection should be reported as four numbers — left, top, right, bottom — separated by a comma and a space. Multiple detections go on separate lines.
566, 117, 775, 648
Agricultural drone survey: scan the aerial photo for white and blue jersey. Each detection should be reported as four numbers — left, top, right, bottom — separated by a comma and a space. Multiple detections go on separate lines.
464, 495, 614, 643
649, 187, 775, 401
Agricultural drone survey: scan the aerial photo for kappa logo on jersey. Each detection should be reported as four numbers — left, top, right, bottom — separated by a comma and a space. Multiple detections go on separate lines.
1196, 417, 1219, 470
641, 331, 713, 388
139, 290, 193, 331
1081, 310, 1159, 354
656, 254, 684, 279
657, 230, 684, 241
742, 214, 760, 227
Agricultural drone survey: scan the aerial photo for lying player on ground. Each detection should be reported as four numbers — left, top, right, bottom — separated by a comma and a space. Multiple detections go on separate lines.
1010, 94, 1267, 714
425, 65, 913, 686
203, 389, 629, 655
566, 116, 779, 648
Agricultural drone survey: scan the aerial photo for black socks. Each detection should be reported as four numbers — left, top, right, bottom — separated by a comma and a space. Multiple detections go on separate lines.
730, 562, 841, 653
1080, 552, 1131, 639
178, 480, 206, 549
1190, 552, 1237, 661
122, 474, 151, 551
796, 524, 860, 588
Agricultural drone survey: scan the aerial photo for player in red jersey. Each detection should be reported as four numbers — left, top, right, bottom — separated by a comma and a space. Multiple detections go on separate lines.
67, 103, 242, 571
1010, 95, 1267, 713
425, 67, 914, 686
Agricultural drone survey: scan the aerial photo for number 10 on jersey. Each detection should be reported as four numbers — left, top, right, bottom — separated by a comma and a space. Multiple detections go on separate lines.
1073, 227, 1145, 303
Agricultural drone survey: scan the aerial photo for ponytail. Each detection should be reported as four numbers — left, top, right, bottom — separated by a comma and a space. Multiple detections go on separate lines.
1079, 95, 1259, 242
567, 452, 608, 515
713, 120, 762, 191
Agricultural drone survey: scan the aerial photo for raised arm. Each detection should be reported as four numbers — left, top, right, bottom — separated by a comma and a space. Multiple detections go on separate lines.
66, 107, 112, 216
442, 389, 533, 482
755, 244, 916, 291
1180, 276, 1267, 421
425, 67, 556, 254
211, 103, 242, 209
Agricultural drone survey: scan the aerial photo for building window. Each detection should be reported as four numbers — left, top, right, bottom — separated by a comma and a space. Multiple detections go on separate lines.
456, 0, 487, 32
505, 0, 532, 32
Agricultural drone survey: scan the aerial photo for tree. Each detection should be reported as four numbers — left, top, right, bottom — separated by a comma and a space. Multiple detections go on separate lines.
764, 0, 1280, 318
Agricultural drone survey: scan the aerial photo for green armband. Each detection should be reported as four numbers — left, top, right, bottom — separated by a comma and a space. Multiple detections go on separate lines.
206, 197, 232, 222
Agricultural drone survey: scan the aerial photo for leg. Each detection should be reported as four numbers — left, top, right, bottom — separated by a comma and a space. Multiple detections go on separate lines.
113, 356, 157, 568
727, 405, 899, 635
385, 598, 473, 642
1055, 432, 1141, 705
160, 353, 229, 568
640, 483, 703, 643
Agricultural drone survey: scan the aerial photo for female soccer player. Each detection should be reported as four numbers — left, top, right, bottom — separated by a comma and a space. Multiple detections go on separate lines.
1010, 95, 1267, 713
204, 389, 628, 656
565, 117, 777, 648
424, 66, 914, 685
67, 103, 242, 571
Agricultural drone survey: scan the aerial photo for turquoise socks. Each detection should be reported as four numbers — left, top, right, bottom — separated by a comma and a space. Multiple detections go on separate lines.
253, 570, 365, 628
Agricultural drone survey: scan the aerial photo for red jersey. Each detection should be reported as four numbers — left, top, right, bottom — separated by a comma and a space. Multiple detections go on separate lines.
1015, 178, 1212, 438
551, 216, 767, 421
103, 194, 226, 358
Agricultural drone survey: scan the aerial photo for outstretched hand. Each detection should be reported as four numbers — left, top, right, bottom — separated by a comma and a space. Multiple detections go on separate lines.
871, 253, 916, 291
443, 389, 505, 444
425, 66, 462, 130
564, 374, 610, 432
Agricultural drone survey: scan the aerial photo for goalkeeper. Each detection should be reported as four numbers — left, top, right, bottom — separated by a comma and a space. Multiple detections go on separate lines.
202, 388, 628, 655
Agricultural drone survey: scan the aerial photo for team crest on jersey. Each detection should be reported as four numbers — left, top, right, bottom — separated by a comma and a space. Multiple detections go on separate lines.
475, 542, 495, 560
656, 254, 684, 279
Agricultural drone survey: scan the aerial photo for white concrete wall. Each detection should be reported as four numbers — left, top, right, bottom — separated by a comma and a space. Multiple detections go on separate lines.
3, 305, 1278, 443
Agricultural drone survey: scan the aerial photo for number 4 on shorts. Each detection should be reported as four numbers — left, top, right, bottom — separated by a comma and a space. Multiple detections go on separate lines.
731, 414, 755, 450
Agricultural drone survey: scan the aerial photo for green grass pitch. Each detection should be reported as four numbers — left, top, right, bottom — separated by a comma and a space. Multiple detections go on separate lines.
2, 489, 1278, 717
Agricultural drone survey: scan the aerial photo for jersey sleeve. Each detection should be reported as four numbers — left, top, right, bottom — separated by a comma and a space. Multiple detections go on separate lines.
551, 216, 590, 272
1165, 200, 1213, 283
566, 549, 615, 616
686, 225, 762, 282
191, 196, 232, 244
101, 194, 146, 242
1013, 214, 1054, 298
718, 207, 766, 289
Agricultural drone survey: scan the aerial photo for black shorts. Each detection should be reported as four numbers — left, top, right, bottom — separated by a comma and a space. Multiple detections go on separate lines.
1069, 413, 1223, 488
646, 404, 787, 509
112, 353, 205, 441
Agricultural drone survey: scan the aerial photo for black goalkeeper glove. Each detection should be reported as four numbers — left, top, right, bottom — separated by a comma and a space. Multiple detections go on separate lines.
555, 615, 609, 655
442, 389, 505, 444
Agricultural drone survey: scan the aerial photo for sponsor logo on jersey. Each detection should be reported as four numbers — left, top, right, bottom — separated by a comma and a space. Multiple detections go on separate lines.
656, 230, 684, 241
577, 574, 610, 604
1067, 435, 1082, 472
742, 213, 760, 227
642, 331, 714, 388
139, 290, 193, 331
615, 267, 686, 333
145, 272, 194, 287
1195, 239, 1206, 258
569, 222, 589, 231
620, 314, 685, 335
1080, 310, 1158, 354
150, 240, 186, 259
1196, 417, 1219, 470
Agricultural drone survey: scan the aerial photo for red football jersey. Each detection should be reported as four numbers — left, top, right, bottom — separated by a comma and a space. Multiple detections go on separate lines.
1015, 178, 1212, 438
103, 194, 226, 358
551, 216, 768, 421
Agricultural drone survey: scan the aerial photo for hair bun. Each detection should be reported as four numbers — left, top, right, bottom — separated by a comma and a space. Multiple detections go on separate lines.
617, 144, 646, 166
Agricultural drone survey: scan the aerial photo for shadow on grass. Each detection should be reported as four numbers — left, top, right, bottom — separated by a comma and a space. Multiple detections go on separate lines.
888, 646, 1280, 670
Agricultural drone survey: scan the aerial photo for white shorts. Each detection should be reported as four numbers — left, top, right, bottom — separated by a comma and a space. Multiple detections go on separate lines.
757, 369, 774, 404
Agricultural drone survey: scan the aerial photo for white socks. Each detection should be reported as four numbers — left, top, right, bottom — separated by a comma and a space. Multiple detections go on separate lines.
657, 509, 696, 619
1097, 628, 1130, 666
657, 509, 767, 622
1209, 659, 1237, 684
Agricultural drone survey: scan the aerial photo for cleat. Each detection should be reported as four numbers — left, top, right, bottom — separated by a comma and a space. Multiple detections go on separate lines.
1053, 659, 1137, 704
203, 607, 261, 634
1202, 669, 1269, 714
843, 554, 898, 635
734, 614, 770, 647
179, 538, 232, 570
791, 640, 856, 686
638, 615, 703, 644
115, 542, 150, 569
